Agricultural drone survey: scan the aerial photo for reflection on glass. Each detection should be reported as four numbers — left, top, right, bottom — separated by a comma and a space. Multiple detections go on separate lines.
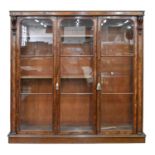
100, 19, 134, 56
21, 19, 53, 56
20, 19, 53, 78
60, 18, 95, 133
60, 18, 93, 55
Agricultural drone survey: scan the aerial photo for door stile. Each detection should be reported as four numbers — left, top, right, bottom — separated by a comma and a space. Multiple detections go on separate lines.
53, 17, 58, 134
10, 16, 19, 134
16, 17, 23, 133
16, 17, 55, 134
137, 16, 144, 134
56, 17, 62, 133
132, 17, 138, 134
96, 17, 102, 134
97, 16, 138, 134
57, 17, 97, 134
91, 17, 97, 134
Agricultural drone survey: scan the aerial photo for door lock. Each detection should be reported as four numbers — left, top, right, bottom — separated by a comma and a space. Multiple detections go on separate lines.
96, 82, 101, 91
56, 82, 59, 90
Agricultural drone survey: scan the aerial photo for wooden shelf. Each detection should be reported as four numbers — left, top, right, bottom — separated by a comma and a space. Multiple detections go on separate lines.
20, 93, 53, 95
61, 76, 93, 79
101, 54, 134, 57
101, 72, 131, 77
22, 36, 52, 38
21, 76, 52, 79
60, 55, 93, 57
61, 35, 93, 38
20, 124, 52, 131
101, 42, 134, 45
61, 93, 92, 95
21, 55, 53, 58
60, 125, 93, 132
61, 41, 93, 44
101, 92, 133, 95
101, 124, 132, 130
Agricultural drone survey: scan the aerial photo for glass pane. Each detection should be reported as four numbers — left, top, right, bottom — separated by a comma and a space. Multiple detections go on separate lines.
101, 57, 133, 73
20, 94, 53, 131
101, 75, 132, 93
19, 18, 53, 132
61, 57, 93, 78
21, 57, 53, 78
59, 18, 95, 133
60, 18, 93, 55
101, 94, 133, 130
21, 19, 53, 56
100, 19, 134, 56
101, 57, 133, 93
60, 95, 94, 132
61, 79, 93, 93
21, 79, 53, 93
100, 18, 135, 132
61, 44, 93, 55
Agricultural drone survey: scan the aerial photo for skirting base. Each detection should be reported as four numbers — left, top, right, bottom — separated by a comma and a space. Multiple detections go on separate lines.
8, 133, 145, 143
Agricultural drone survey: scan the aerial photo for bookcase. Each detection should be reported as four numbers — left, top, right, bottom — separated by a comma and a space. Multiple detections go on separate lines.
9, 11, 145, 143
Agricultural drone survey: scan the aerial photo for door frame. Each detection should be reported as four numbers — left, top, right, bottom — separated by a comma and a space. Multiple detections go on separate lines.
15, 16, 57, 135
97, 16, 138, 134
56, 16, 98, 134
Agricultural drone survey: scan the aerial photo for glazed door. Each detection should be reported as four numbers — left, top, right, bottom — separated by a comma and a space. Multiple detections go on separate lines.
18, 17, 56, 133
57, 17, 97, 134
97, 17, 137, 134
17, 16, 137, 135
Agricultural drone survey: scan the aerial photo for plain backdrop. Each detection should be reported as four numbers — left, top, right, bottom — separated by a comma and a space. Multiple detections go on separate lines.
0, 0, 154, 154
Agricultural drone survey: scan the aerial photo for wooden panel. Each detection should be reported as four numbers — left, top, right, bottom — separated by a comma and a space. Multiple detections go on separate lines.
60, 26, 93, 36
61, 57, 93, 77
101, 75, 133, 93
20, 94, 53, 131
101, 43, 133, 56
101, 94, 133, 130
60, 95, 94, 129
21, 79, 53, 93
61, 79, 93, 93
20, 57, 53, 77
61, 43, 93, 55
101, 57, 133, 73
21, 42, 52, 56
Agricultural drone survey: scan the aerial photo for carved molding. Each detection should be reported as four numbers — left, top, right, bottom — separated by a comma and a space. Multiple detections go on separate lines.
137, 16, 143, 35
11, 16, 17, 36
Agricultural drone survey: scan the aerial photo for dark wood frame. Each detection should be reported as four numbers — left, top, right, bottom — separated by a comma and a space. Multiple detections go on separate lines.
97, 16, 138, 135
57, 16, 97, 135
9, 11, 145, 143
